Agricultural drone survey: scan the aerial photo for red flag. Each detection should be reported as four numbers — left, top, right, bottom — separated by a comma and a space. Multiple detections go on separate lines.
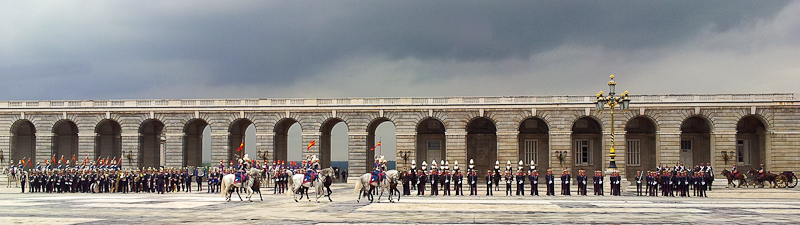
307, 140, 316, 151
237, 141, 244, 152
52, 155, 56, 165
45, 159, 49, 165
72, 155, 76, 163
21, 159, 25, 167
27, 159, 32, 167
370, 141, 382, 151
61, 155, 66, 164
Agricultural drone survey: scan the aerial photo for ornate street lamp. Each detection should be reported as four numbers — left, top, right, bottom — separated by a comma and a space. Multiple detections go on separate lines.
595, 74, 631, 169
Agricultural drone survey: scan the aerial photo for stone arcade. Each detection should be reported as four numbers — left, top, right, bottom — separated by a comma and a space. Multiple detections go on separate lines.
1, 93, 798, 181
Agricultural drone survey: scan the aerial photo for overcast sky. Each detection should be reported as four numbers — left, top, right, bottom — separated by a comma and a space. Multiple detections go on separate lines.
3, 1, 798, 164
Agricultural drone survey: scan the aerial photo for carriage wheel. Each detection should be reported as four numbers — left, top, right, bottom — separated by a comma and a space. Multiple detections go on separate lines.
789, 175, 798, 188
775, 175, 788, 188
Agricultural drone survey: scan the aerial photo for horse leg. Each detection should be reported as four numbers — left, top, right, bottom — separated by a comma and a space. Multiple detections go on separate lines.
236, 187, 243, 201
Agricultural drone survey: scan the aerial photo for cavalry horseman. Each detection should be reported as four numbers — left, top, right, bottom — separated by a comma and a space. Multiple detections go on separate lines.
304, 155, 321, 186
371, 156, 388, 184
235, 155, 251, 184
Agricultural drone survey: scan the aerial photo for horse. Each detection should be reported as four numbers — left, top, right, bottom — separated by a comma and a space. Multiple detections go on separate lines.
221, 168, 262, 202
721, 169, 748, 188
748, 168, 777, 188
354, 170, 399, 203
6, 168, 19, 188
493, 172, 501, 191
287, 168, 336, 202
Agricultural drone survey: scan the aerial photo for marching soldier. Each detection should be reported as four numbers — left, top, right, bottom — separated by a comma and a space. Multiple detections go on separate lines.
561, 169, 571, 196
545, 168, 555, 196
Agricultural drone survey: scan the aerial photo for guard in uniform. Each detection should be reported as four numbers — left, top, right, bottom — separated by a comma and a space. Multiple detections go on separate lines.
417, 169, 427, 196
529, 168, 539, 196
593, 170, 603, 195
545, 168, 555, 196
635, 171, 643, 196
515, 161, 525, 196
576, 169, 587, 196
485, 169, 493, 196
453, 162, 463, 196
560, 169, 571, 196
430, 163, 439, 196
611, 170, 621, 196
410, 160, 417, 191
504, 168, 513, 196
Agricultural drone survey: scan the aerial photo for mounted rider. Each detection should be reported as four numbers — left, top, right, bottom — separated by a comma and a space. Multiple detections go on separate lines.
757, 163, 765, 178
730, 164, 739, 178
304, 155, 320, 185
371, 155, 387, 184
235, 155, 251, 184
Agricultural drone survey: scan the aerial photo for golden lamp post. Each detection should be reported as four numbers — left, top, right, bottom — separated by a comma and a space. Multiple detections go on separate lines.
595, 74, 631, 169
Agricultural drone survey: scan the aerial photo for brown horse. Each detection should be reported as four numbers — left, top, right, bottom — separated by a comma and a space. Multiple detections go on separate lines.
721, 169, 748, 188
748, 168, 777, 188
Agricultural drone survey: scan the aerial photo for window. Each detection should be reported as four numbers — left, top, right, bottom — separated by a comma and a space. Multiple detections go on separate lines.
427, 140, 442, 151
627, 139, 641, 166
680, 140, 692, 151
737, 139, 751, 165
524, 139, 538, 165
575, 140, 591, 165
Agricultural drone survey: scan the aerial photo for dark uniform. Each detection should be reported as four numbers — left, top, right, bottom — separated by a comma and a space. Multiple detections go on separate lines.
593, 171, 604, 195
576, 170, 587, 196
515, 171, 525, 196
560, 171, 571, 196
529, 170, 539, 196
417, 170, 427, 196
635, 171, 643, 196
485, 170, 493, 196
504, 171, 513, 196
453, 171, 463, 196
545, 169, 555, 196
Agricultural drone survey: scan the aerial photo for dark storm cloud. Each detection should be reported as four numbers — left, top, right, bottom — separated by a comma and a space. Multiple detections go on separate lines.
0, 1, 795, 100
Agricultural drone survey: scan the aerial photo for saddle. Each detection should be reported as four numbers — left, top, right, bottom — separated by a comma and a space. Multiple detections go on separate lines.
371, 172, 385, 184
235, 173, 248, 184
304, 172, 317, 184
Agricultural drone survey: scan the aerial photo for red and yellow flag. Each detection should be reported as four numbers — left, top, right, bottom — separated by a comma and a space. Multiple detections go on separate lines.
237, 141, 244, 152
307, 140, 316, 151
370, 141, 382, 151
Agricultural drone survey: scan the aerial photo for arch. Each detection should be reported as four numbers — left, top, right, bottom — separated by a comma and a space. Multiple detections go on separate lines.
228, 118, 254, 163
52, 120, 79, 166
320, 118, 346, 169
139, 119, 165, 168
680, 116, 712, 168
467, 117, 497, 177
95, 119, 122, 164
416, 117, 446, 168
274, 118, 300, 164
183, 119, 209, 167
571, 116, 603, 176
735, 115, 767, 172
367, 117, 396, 172
624, 116, 657, 180
11, 120, 36, 167
518, 117, 549, 175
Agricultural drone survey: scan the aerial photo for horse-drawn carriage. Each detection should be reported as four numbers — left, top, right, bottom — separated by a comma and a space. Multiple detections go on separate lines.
774, 171, 797, 188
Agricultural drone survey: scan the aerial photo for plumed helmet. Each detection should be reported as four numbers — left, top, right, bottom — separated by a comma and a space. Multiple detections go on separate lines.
422, 161, 427, 166
518, 160, 523, 166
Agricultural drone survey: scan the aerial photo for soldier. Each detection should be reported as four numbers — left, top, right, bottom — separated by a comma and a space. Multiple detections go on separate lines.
705, 163, 714, 191
576, 169, 586, 196
515, 161, 525, 196
545, 168, 555, 196
485, 169, 493, 196
430, 165, 439, 196
453, 168, 463, 196
402, 169, 411, 196
528, 167, 538, 196
442, 169, 451, 196
410, 160, 417, 191
417, 169, 427, 196
635, 171, 643, 196
561, 169, 571, 196
20, 171, 27, 193
195, 166, 204, 192
493, 161, 501, 191
504, 168, 513, 196
699, 171, 709, 197
593, 170, 603, 196
611, 170, 621, 196
156, 168, 166, 194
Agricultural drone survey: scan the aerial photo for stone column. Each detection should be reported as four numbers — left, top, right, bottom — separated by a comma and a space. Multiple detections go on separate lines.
36, 134, 52, 166
301, 131, 318, 161
257, 131, 273, 164
496, 132, 518, 169
121, 134, 138, 169
549, 132, 571, 173
210, 132, 228, 166
164, 133, 182, 167
395, 133, 416, 171
446, 132, 466, 167
658, 131, 681, 166
348, 133, 367, 178
77, 134, 94, 164
713, 131, 736, 170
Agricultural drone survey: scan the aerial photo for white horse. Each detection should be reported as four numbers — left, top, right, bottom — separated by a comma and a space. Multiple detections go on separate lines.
287, 168, 335, 202
6, 168, 19, 188
221, 168, 262, 202
354, 170, 399, 203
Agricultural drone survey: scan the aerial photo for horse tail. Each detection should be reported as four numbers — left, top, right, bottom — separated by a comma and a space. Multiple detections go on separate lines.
220, 178, 229, 197
286, 175, 294, 196
354, 177, 363, 196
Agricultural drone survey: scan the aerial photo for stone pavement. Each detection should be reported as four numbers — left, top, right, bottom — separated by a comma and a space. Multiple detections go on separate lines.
1, 183, 800, 225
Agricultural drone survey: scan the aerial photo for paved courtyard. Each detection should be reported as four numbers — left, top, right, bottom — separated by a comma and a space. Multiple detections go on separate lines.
1, 182, 800, 224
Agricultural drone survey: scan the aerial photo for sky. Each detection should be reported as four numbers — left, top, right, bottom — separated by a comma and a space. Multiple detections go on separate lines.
3, 1, 799, 163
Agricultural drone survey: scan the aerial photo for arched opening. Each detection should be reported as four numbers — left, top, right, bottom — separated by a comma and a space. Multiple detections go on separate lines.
518, 117, 549, 174
95, 119, 121, 165
625, 116, 657, 180
11, 120, 36, 167
367, 118, 396, 172
736, 115, 767, 172
318, 118, 347, 168
53, 120, 79, 166
274, 118, 301, 164
228, 119, 254, 163
183, 119, 209, 167
416, 118, 445, 169
139, 119, 164, 168
572, 117, 603, 176
680, 116, 711, 168
467, 117, 497, 177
